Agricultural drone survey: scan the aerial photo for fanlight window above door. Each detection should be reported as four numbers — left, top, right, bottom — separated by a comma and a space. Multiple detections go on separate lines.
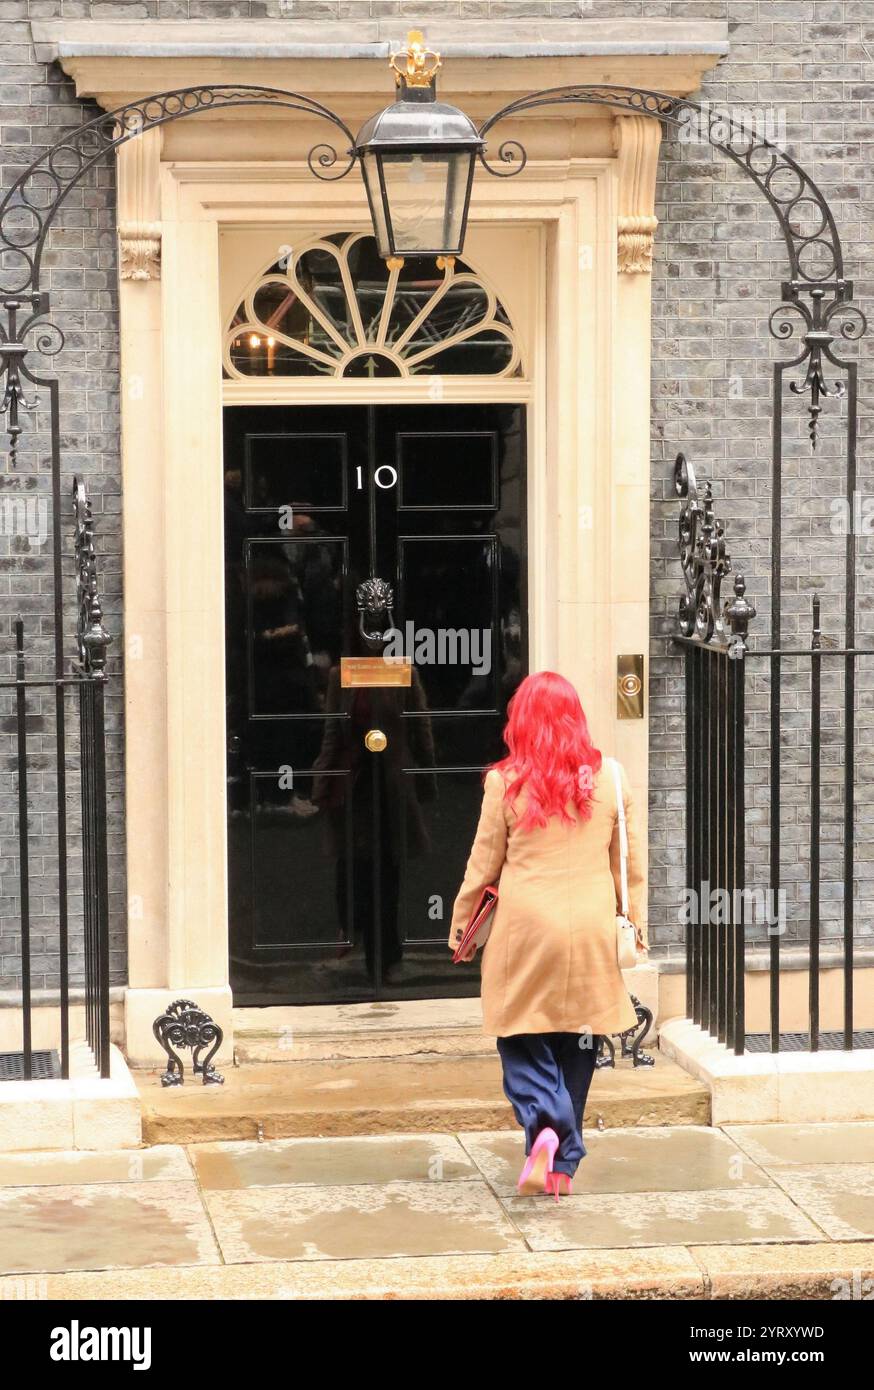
224, 232, 521, 380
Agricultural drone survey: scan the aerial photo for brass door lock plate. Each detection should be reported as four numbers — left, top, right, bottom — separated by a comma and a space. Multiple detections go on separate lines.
617, 655, 644, 719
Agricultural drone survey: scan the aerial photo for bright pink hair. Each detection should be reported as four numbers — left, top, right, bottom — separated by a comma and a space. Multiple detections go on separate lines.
491, 672, 602, 832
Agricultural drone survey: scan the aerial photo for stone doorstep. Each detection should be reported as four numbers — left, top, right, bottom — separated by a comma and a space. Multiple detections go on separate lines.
7, 1241, 873, 1302
123, 976, 658, 1069
135, 1052, 710, 1146
234, 1028, 491, 1063
660, 1019, 874, 1125
234, 997, 495, 1063
232, 970, 662, 1063
0, 1044, 142, 1154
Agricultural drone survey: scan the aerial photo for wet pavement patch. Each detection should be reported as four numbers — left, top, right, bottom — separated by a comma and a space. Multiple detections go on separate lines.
766, 1163, 874, 1241
0, 1146, 193, 1189
0, 1182, 220, 1275
458, 1126, 774, 1196
190, 1133, 479, 1190
205, 1179, 525, 1262
725, 1122, 874, 1168
503, 1186, 825, 1251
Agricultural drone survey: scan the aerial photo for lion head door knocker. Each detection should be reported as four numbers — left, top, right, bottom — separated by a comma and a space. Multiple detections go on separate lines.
356, 576, 396, 648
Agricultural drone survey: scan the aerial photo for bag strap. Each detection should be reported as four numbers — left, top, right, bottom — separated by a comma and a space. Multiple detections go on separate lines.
611, 758, 629, 918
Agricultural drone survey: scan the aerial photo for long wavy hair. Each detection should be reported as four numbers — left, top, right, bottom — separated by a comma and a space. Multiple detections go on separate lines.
491, 672, 602, 832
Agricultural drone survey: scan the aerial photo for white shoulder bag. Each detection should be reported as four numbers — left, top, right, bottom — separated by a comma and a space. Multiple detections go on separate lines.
610, 759, 638, 971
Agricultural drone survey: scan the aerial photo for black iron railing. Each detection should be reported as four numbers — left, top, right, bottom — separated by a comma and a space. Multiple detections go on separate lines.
675, 453, 754, 1054
73, 478, 112, 1077
682, 636, 747, 1052
743, 599, 873, 1053
674, 451, 870, 1054
0, 479, 111, 1080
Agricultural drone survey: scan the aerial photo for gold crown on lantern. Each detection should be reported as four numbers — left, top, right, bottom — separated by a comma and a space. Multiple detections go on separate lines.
389, 31, 442, 89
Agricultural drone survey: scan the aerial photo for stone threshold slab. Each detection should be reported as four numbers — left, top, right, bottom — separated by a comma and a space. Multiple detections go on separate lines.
233, 968, 660, 1061
233, 997, 491, 1062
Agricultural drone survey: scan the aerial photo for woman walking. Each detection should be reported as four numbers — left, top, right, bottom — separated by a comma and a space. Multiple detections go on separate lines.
449, 671, 645, 1198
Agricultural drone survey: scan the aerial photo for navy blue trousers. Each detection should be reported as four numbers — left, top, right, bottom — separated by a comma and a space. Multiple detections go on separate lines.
496, 1033, 599, 1177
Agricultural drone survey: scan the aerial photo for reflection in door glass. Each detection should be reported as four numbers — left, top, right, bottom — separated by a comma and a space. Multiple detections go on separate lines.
247, 539, 344, 718
400, 536, 497, 711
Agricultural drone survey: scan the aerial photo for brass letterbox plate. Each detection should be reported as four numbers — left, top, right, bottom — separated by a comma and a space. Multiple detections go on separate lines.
617, 654, 644, 720
341, 656, 412, 688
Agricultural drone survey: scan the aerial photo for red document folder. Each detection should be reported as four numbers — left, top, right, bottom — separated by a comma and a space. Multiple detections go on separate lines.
452, 885, 499, 963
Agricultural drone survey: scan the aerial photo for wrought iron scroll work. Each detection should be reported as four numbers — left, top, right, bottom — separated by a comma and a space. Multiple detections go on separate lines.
152, 998, 225, 1087
0, 85, 357, 461
771, 289, 867, 449
595, 994, 655, 1069
479, 85, 866, 446
73, 477, 112, 675
0, 292, 63, 465
675, 452, 756, 653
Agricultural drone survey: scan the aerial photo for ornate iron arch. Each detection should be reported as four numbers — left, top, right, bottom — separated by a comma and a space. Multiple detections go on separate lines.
0, 76, 865, 665
0, 82, 366, 737
0, 85, 358, 464
0, 80, 864, 469
478, 83, 866, 448
476, 80, 866, 697
0, 85, 357, 297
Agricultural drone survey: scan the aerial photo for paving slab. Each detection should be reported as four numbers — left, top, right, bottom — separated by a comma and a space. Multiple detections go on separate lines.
0, 1146, 192, 1188
137, 1053, 708, 1144
460, 1126, 774, 1197
765, 1164, 874, 1241
190, 1133, 479, 1189
694, 1241, 874, 1300
0, 1244, 708, 1301
1, 1122, 872, 1299
0, 1181, 221, 1276
725, 1122, 874, 1168
503, 1187, 825, 1251
205, 1178, 525, 1262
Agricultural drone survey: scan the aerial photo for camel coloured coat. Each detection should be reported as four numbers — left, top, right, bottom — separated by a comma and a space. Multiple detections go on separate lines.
448, 762, 645, 1038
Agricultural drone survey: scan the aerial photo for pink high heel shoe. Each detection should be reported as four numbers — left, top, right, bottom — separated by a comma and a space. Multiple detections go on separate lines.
517, 1127, 560, 1195
545, 1172, 573, 1202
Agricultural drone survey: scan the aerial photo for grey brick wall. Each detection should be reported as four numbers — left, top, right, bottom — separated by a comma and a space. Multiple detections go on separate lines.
0, 0, 870, 990
644, 0, 874, 960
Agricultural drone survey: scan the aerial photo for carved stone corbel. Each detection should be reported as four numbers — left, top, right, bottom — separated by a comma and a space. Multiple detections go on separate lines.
613, 115, 662, 275
116, 126, 162, 281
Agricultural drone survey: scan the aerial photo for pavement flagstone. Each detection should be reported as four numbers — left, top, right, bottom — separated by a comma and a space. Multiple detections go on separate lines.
0, 1122, 873, 1297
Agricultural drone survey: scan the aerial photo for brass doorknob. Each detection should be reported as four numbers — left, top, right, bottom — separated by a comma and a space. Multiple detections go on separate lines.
364, 728, 387, 753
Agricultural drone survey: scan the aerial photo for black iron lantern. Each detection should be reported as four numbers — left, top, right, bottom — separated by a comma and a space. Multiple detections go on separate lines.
353, 32, 483, 260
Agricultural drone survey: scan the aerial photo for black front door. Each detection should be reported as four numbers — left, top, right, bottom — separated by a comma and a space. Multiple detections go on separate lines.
224, 403, 527, 1005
